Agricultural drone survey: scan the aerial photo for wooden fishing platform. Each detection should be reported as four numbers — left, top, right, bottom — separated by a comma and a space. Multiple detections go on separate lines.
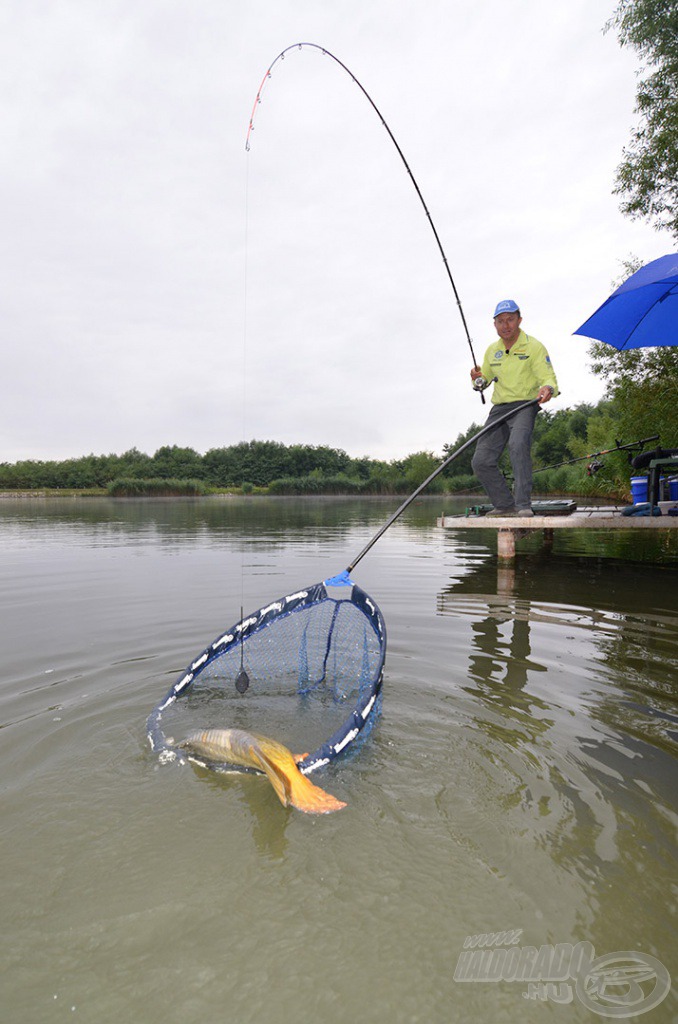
436, 505, 678, 560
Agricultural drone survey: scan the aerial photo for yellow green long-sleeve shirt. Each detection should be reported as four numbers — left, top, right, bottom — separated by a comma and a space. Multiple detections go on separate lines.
480, 330, 559, 405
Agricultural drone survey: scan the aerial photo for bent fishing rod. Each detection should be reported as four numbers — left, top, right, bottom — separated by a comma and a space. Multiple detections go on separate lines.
246, 42, 484, 402
346, 399, 539, 572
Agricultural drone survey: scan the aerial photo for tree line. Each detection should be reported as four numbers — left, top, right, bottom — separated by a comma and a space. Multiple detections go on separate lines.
1, 389, 673, 499
0, 441, 401, 493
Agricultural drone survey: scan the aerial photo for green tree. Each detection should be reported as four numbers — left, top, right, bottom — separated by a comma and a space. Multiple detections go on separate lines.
567, 406, 644, 497
591, 343, 678, 444
607, 0, 678, 237
347, 456, 376, 481
151, 446, 204, 479
400, 451, 439, 489
532, 405, 595, 468
116, 448, 154, 479
441, 422, 483, 477
287, 444, 350, 478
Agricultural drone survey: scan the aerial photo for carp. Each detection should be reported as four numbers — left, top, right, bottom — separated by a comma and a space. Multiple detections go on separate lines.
177, 728, 346, 814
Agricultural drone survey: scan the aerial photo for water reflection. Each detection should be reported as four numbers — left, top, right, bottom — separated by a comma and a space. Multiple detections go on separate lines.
189, 762, 293, 860
440, 557, 554, 718
435, 551, 678, 884
438, 553, 678, 751
0, 494, 407, 538
470, 579, 546, 692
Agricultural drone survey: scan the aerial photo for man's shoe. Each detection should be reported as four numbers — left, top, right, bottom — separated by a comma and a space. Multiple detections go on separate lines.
516, 508, 534, 517
486, 508, 517, 517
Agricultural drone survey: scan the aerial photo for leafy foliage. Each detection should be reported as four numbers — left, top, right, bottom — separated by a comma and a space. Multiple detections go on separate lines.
607, 0, 678, 237
107, 478, 209, 497
441, 421, 483, 477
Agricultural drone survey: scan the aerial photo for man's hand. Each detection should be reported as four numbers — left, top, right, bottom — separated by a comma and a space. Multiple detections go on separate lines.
537, 385, 554, 404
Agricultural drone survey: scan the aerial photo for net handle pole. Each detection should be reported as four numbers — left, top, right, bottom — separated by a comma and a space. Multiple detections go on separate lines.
346, 399, 540, 573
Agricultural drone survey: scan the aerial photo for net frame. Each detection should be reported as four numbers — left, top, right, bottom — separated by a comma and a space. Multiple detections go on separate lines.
146, 575, 386, 775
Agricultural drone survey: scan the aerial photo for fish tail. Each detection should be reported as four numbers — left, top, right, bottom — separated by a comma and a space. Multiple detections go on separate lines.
285, 764, 347, 814
253, 741, 347, 815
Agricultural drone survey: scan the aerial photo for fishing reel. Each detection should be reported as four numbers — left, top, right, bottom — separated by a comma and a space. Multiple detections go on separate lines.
587, 460, 604, 476
472, 375, 497, 393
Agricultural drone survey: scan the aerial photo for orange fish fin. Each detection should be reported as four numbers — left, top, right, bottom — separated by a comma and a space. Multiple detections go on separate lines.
249, 748, 293, 807
287, 770, 347, 814
251, 740, 346, 814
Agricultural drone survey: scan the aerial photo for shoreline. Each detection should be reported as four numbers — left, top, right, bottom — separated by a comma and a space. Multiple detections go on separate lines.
0, 488, 624, 503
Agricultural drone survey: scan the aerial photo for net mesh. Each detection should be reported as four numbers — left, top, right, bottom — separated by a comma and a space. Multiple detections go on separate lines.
147, 578, 386, 773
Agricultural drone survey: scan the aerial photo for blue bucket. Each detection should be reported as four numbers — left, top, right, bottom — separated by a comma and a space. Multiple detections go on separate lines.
631, 476, 648, 504
670, 477, 678, 501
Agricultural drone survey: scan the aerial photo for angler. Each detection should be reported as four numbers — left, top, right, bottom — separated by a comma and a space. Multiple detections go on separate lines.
470, 299, 559, 517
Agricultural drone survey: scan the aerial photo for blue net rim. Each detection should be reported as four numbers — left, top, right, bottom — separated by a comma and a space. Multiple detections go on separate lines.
146, 578, 386, 774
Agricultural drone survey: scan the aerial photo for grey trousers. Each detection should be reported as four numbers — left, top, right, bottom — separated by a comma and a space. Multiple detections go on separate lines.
471, 402, 539, 510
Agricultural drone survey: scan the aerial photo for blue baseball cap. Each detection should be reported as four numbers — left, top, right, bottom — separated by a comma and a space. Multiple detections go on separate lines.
493, 299, 520, 317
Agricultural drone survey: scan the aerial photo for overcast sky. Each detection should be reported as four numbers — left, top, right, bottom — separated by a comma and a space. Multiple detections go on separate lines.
1, 0, 674, 464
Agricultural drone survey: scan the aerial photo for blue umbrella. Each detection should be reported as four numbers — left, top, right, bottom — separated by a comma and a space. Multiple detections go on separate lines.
574, 253, 678, 349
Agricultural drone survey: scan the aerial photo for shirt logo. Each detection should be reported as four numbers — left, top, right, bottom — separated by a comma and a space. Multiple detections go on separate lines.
494, 350, 503, 359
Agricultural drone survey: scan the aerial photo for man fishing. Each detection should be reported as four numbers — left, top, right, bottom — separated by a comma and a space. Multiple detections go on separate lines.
470, 300, 559, 517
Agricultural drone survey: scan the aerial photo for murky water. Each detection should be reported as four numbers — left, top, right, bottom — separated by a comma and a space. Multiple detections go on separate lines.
1, 496, 676, 1023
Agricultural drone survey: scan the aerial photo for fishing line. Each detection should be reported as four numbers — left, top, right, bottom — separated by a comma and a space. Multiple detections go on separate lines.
239, 136, 255, 643
245, 41, 484, 400
146, 402, 537, 796
242, 156, 251, 443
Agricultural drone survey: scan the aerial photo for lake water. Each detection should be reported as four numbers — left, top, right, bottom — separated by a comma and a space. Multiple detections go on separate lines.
1, 496, 677, 1023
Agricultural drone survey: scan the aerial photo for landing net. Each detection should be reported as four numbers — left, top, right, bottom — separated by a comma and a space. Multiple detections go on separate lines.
147, 573, 386, 774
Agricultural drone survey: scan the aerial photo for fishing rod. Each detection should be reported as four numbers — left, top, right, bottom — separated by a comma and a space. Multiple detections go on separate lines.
346, 400, 539, 572
434, 431, 661, 501
245, 41, 485, 402
533, 434, 660, 477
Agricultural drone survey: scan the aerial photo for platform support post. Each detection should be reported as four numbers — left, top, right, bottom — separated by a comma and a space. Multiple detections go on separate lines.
497, 529, 516, 561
